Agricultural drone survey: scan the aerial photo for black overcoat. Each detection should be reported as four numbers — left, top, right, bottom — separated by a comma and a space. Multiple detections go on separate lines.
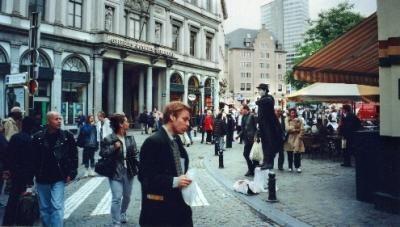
256, 95, 284, 155
138, 127, 192, 226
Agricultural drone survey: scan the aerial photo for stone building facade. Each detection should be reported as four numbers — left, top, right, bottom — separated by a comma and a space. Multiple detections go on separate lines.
0, 0, 227, 129
225, 26, 287, 107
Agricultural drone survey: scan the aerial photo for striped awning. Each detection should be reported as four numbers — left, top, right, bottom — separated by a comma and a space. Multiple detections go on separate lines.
293, 13, 378, 86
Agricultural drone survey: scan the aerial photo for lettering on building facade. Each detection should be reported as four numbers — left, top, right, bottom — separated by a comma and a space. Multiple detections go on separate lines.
106, 35, 175, 58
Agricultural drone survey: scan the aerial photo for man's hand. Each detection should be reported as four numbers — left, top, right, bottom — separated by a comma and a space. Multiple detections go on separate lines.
114, 141, 121, 150
177, 175, 192, 189
2, 170, 10, 179
65, 176, 71, 184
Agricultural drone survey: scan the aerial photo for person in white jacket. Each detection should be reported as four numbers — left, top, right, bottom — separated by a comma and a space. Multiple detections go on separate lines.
96, 111, 113, 147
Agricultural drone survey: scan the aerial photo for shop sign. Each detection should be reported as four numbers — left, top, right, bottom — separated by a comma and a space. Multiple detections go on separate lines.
106, 35, 174, 58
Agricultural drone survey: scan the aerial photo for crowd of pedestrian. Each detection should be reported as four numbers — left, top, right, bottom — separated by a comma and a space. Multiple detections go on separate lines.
0, 96, 363, 226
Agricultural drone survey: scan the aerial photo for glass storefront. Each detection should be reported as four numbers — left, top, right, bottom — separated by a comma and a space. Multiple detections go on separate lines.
61, 81, 87, 125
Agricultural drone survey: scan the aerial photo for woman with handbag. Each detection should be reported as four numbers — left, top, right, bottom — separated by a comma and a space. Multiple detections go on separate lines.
77, 115, 98, 177
284, 108, 305, 173
100, 113, 139, 227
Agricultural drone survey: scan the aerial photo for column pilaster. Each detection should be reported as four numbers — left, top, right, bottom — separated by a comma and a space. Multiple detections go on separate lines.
115, 60, 124, 113
146, 66, 153, 111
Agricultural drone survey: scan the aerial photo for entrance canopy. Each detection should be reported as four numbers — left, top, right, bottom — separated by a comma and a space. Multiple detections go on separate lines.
286, 83, 379, 103
293, 13, 378, 86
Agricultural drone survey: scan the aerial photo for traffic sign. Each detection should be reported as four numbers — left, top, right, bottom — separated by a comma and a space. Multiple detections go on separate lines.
188, 94, 196, 101
5, 72, 28, 85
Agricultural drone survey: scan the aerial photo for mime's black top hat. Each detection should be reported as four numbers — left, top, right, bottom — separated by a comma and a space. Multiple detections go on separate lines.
256, 83, 269, 92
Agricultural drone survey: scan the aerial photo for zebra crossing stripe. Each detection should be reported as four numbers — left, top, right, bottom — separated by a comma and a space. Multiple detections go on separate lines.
91, 190, 111, 216
64, 177, 106, 219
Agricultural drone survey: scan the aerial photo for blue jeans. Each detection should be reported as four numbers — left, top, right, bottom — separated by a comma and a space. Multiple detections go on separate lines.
109, 169, 134, 225
36, 181, 65, 227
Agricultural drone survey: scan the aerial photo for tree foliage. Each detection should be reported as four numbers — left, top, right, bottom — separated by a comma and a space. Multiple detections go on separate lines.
286, 2, 365, 90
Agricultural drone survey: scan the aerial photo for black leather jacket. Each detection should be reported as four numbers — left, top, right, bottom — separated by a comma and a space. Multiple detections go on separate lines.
100, 133, 139, 180
32, 129, 78, 182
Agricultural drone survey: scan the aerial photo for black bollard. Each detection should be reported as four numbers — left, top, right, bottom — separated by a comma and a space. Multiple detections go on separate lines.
218, 150, 224, 168
267, 171, 278, 202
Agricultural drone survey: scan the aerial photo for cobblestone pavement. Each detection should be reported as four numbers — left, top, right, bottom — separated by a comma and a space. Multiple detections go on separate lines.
61, 131, 274, 227
199, 134, 400, 227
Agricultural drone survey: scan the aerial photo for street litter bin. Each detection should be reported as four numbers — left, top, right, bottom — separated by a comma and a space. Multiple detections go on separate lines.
353, 130, 380, 203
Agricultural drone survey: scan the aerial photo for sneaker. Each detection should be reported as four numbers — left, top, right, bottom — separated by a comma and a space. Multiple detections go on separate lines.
297, 168, 302, 173
120, 213, 127, 223
288, 168, 293, 172
83, 169, 89, 177
89, 168, 95, 176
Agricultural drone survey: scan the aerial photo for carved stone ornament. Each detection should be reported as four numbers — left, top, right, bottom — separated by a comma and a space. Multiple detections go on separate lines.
124, 0, 150, 12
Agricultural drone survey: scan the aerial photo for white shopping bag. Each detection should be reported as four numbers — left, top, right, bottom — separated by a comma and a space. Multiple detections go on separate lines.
253, 167, 269, 192
181, 169, 209, 207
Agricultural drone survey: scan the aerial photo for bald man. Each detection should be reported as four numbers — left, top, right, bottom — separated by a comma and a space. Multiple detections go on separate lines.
31, 111, 78, 227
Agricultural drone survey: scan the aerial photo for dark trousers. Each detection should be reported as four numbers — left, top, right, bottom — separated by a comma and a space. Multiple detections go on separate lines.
83, 147, 96, 168
226, 132, 233, 148
2, 182, 26, 226
278, 149, 285, 169
343, 138, 353, 165
236, 127, 242, 143
287, 151, 301, 169
206, 130, 213, 143
243, 141, 259, 173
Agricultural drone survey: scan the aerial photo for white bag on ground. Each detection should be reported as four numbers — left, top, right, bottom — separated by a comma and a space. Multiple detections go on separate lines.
181, 169, 209, 207
233, 179, 259, 195
250, 142, 263, 162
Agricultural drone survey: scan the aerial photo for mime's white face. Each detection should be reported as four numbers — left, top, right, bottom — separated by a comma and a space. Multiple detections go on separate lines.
258, 89, 266, 96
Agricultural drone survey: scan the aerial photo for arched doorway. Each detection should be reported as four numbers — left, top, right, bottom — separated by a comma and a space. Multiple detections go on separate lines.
61, 55, 90, 126
204, 77, 213, 109
0, 47, 11, 118
188, 75, 201, 117
20, 50, 53, 124
170, 73, 184, 101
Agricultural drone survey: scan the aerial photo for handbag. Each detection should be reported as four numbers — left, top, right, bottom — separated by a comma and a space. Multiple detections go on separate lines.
94, 157, 115, 178
250, 142, 264, 162
16, 193, 40, 226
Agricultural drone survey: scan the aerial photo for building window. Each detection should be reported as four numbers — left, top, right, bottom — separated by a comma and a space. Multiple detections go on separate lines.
155, 22, 162, 44
278, 74, 283, 81
246, 83, 251, 91
260, 63, 265, 68
261, 73, 269, 79
240, 83, 245, 91
278, 64, 281, 69
278, 84, 283, 92
190, 30, 197, 56
0, 0, 3, 12
67, 0, 82, 28
172, 24, 180, 51
28, 0, 46, 20
206, 34, 213, 61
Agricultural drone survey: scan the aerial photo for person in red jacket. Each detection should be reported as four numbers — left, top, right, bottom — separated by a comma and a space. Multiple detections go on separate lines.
203, 110, 214, 144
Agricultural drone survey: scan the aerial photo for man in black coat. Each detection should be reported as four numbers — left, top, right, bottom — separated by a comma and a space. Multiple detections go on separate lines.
256, 83, 284, 170
226, 111, 235, 148
139, 101, 193, 226
31, 111, 78, 227
236, 104, 258, 176
338, 104, 361, 167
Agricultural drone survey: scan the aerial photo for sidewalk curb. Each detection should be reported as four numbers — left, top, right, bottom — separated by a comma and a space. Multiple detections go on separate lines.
203, 155, 311, 227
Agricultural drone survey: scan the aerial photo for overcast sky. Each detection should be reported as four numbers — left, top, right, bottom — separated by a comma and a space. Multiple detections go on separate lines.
223, 0, 377, 33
